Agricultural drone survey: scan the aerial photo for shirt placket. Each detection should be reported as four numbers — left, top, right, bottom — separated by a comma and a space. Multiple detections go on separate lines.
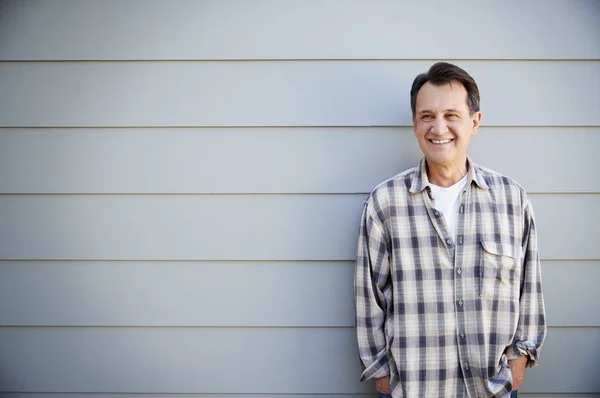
424, 187, 464, 395
454, 187, 477, 398
424, 187, 451, 246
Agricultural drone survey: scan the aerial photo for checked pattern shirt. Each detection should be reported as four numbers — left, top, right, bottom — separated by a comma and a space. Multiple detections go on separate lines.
355, 158, 546, 398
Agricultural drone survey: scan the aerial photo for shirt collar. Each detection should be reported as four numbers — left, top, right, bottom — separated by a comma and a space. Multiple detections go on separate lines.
409, 156, 490, 194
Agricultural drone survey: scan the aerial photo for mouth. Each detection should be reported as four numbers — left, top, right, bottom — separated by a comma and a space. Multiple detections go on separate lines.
428, 139, 454, 145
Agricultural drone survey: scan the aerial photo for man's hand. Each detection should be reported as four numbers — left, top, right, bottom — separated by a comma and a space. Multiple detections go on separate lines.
375, 376, 391, 394
508, 356, 528, 389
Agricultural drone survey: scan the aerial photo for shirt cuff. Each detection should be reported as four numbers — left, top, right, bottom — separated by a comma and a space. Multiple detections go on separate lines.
505, 340, 540, 368
360, 352, 390, 381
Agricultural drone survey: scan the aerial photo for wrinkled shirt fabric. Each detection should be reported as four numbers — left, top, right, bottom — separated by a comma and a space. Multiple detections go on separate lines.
355, 158, 546, 398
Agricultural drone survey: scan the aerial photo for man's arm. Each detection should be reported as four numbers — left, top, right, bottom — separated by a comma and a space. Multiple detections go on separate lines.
355, 199, 392, 382
505, 197, 547, 382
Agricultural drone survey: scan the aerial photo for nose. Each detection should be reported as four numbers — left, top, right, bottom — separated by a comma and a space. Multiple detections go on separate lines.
429, 116, 448, 135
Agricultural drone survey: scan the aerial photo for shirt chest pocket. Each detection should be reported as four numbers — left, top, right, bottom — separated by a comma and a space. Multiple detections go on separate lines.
480, 240, 522, 300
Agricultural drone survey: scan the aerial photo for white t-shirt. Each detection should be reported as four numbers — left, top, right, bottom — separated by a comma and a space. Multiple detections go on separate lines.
429, 174, 468, 242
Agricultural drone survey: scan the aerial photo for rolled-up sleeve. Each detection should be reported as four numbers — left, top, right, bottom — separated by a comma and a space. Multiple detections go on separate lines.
355, 199, 392, 381
506, 197, 547, 367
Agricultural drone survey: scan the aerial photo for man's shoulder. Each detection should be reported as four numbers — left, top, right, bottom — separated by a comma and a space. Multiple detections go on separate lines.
369, 166, 418, 198
474, 163, 528, 198
363, 166, 418, 215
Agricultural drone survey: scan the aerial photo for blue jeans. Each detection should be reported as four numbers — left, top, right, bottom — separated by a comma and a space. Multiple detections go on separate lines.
378, 391, 517, 398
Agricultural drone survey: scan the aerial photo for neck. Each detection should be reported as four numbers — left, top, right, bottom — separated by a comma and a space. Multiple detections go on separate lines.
426, 158, 468, 187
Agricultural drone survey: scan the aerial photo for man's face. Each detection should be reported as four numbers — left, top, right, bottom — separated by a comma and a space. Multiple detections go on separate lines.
413, 81, 481, 169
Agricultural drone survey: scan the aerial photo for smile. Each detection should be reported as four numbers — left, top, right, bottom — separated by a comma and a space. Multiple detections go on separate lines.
429, 139, 453, 144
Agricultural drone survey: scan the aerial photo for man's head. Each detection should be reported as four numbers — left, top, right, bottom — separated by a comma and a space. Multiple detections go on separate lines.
410, 62, 482, 171
410, 62, 480, 117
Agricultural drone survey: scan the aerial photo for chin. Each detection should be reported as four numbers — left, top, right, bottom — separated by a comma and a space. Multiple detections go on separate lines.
426, 156, 464, 169
425, 153, 453, 163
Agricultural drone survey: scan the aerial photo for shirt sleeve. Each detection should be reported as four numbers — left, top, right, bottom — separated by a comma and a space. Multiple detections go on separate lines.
505, 197, 547, 367
354, 198, 392, 381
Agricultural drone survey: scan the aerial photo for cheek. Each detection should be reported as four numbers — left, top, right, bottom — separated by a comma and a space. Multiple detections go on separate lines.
415, 123, 428, 136
449, 124, 470, 137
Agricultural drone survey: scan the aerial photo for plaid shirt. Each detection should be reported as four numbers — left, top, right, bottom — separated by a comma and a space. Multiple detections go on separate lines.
355, 158, 546, 398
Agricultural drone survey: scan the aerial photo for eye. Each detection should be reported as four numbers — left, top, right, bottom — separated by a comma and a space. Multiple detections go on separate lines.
446, 113, 459, 120
421, 114, 433, 121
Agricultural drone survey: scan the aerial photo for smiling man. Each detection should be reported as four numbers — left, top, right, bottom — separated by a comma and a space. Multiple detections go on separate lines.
355, 62, 546, 398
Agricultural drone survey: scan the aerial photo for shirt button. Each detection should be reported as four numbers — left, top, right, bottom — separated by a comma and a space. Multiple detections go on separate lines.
456, 268, 462, 275
458, 299, 463, 307
445, 238, 452, 245
464, 362, 470, 370
434, 210, 440, 217
459, 331, 465, 339
460, 205, 465, 214
458, 236, 463, 245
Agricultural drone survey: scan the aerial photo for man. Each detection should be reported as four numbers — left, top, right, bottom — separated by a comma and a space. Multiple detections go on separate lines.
354, 62, 546, 398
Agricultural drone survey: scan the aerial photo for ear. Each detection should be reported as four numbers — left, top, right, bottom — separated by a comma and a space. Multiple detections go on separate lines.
471, 111, 482, 136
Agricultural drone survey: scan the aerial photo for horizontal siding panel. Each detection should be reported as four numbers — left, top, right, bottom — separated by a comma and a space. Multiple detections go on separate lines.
0, 327, 370, 394
0, 261, 355, 327
3, 393, 599, 397
0, 261, 596, 328
542, 262, 600, 327
1, 61, 599, 127
0, 327, 597, 393
1, 396, 598, 398
519, 328, 600, 393
1, 127, 598, 194
0, 194, 364, 261
0, 396, 378, 398
520, 396, 600, 398
0, 0, 598, 60
0, 194, 598, 261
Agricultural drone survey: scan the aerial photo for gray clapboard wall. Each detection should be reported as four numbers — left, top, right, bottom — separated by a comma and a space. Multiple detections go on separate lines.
0, 1, 599, 397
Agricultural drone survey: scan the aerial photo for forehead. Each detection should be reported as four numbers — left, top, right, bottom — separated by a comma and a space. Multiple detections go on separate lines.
415, 81, 469, 112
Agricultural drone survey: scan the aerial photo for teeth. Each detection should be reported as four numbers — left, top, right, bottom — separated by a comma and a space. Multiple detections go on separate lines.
431, 139, 452, 144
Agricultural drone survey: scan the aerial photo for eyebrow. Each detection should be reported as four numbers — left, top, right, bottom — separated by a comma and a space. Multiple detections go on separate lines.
418, 108, 461, 115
